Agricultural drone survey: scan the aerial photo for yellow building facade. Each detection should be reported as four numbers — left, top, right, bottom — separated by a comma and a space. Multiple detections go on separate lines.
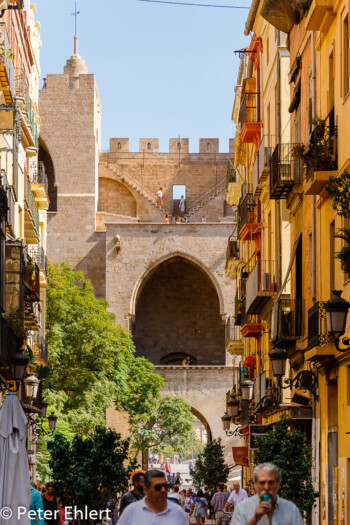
226, 1, 350, 523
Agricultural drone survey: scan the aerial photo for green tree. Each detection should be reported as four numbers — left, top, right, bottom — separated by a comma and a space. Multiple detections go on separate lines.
130, 396, 193, 454
49, 427, 136, 523
43, 262, 193, 451
253, 415, 318, 517
192, 438, 230, 489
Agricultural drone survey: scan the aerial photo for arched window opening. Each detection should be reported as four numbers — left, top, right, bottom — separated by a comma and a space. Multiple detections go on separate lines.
117, 142, 121, 150
207, 143, 211, 151
177, 142, 181, 151
147, 143, 151, 150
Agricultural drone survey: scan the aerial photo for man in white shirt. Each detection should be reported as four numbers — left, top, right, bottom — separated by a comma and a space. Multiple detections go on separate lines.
117, 469, 187, 525
224, 482, 248, 511
230, 463, 303, 525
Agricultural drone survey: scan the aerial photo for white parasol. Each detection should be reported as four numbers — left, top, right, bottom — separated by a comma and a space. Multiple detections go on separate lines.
0, 392, 31, 525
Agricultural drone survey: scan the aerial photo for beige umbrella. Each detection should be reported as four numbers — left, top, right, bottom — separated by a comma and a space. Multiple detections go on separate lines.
0, 392, 31, 525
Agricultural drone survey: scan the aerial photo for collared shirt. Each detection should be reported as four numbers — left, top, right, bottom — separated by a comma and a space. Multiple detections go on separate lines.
117, 498, 187, 525
211, 491, 230, 513
230, 495, 303, 525
227, 489, 248, 507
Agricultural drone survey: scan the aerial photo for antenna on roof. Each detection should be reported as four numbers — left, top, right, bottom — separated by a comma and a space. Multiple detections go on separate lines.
71, 2, 80, 54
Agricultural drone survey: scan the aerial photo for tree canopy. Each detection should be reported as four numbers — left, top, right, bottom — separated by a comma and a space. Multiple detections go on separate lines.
49, 426, 136, 523
42, 262, 193, 458
253, 415, 318, 516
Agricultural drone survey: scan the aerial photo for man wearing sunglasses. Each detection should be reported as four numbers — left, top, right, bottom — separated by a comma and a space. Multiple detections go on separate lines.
117, 469, 187, 524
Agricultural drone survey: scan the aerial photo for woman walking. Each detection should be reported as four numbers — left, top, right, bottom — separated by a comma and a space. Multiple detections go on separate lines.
191, 489, 208, 525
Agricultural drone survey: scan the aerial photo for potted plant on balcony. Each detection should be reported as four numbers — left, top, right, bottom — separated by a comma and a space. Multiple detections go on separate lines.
334, 229, 350, 273
326, 171, 350, 273
292, 115, 336, 177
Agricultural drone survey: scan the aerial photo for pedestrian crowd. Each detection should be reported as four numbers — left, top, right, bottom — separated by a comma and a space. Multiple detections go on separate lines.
30, 462, 304, 525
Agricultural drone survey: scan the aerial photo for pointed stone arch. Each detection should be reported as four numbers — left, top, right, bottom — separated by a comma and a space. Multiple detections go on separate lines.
130, 251, 225, 317
38, 136, 57, 212
131, 252, 226, 366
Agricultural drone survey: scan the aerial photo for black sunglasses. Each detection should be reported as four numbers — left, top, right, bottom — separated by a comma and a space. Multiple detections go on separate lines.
153, 483, 169, 491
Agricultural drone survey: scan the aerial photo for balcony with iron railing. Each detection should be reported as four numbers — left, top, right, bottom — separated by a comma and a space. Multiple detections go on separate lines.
304, 108, 338, 195
28, 333, 48, 363
246, 260, 278, 316
0, 315, 23, 371
270, 143, 302, 199
28, 245, 47, 275
14, 67, 38, 148
226, 237, 240, 278
271, 298, 303, 348
29, 161, 49, 209
238, 184, 258, 241
24, 170, 40, 243
253, 135, 275, 198
240, 296, 263, 338
239, 92, 261, 144
307, 301, 329, 350
225, 316, 244, 355
0, 22, 14, 105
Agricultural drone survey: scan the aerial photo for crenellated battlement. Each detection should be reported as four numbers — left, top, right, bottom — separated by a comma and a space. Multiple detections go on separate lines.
109, 138, 235, 154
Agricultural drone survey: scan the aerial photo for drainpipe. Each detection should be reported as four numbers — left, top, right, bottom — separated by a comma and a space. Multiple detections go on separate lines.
311, 31, 316, 303
276, 31, 282, 290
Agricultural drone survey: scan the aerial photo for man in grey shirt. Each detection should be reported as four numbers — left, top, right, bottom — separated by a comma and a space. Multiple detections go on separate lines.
230, 463, 303, 525
117, 469, 187, 525
211, 483, 231, 525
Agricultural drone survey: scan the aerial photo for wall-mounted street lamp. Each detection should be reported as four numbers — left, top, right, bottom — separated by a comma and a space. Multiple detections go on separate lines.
241, 380, 254, 401
268, 348, 318, 401
26, 408, 58, 440
24, 374, 40, 403
0, 351, 30, 393
325, 290, 350, 352
221, 412, 243, 437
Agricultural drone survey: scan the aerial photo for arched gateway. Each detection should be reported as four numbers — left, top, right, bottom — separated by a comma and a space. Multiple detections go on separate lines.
38, 49, 239, 460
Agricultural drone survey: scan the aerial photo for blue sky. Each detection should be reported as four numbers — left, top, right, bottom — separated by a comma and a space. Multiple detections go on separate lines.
34, 0, 251, 152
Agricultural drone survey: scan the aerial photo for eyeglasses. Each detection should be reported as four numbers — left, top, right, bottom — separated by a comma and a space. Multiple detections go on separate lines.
153, 483, 169, 492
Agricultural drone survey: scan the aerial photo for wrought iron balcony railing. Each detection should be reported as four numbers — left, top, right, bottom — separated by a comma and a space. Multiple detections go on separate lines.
28, 333, 48, 362
238, 185, 257, 234
246, 260, 278, 315
270, 143, 302, 199
308, 301, 328, 349
271, 298, 303, 347
306, 108, 337, 176
29, 161, 48, 192
24, 171, 40, 235
240, 92, 259, 127
0, 22, 14, 104
0, 315, 22, 369
28, 245, 47, 275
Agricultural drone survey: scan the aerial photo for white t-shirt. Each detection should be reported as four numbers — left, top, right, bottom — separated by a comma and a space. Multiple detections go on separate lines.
227, 488, 248, 507
157, 190, 163, 199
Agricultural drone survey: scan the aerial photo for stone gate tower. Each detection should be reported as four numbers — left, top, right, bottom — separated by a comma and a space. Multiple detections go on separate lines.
39, 47, 241, 461
39, 40, 106, 298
